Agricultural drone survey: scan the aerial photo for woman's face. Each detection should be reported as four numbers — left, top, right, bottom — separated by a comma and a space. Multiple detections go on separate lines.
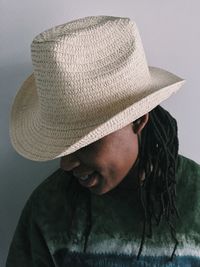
60, 115, 148, 195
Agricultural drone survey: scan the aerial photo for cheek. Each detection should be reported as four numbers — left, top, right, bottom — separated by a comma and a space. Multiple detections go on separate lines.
96, 154, 119, 183
101, 160, 125, 188
101, 148, 137, 187
98, 143, 126, 176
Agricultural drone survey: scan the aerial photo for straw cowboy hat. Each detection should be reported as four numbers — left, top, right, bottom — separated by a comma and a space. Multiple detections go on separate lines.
9, 15, 185, 161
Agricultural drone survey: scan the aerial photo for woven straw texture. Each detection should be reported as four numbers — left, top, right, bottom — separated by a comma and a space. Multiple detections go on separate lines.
9, 16, 185, 161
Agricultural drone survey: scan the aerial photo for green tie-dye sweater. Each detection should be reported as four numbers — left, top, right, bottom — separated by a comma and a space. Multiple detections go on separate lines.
6, 154, 200, 266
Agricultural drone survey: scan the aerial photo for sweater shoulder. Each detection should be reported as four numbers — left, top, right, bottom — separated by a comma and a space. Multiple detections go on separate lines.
176, 154, 200, 192
176, 154, 200, 177
28, 168, 71, 200
26, 169, 75, 222
175, 154, 200, 236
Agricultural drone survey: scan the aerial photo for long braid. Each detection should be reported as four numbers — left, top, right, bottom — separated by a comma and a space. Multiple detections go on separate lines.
136, 105, 180, 261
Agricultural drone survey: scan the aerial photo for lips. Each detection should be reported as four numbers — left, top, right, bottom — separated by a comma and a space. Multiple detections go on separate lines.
73, 170, 94, 179
78, 171, 100, 188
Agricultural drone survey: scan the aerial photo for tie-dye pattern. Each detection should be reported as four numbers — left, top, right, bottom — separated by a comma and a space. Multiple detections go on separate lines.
6, 155, 200, 266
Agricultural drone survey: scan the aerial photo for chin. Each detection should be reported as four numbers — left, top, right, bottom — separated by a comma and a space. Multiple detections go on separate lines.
89, 184, 113, 196
89, 187, 105, 195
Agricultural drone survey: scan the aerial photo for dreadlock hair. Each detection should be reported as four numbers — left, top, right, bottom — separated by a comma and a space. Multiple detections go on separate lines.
66, 104, 180, 262
135, 105, 180, 261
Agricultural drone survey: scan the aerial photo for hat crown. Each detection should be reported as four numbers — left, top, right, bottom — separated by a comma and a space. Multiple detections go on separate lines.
32, 16, 131, 42
30, 16, 151, 127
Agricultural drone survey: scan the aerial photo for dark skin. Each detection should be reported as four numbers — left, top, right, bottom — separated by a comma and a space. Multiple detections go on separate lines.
60, 113, 149, 195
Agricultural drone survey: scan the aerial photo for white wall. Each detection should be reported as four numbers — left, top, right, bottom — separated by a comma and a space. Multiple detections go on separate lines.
1, 0, 199, 265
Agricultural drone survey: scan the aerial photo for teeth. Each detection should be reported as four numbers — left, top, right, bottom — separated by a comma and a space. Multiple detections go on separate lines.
79, 175, 90, 181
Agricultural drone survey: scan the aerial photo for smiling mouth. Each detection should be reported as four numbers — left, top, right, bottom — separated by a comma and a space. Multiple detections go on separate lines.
78, 171, 100, 188
75, 171, 94, 180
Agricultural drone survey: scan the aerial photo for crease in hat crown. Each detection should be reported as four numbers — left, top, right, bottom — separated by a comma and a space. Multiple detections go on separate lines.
10, 15, 185, 161
33, 16, 132, 42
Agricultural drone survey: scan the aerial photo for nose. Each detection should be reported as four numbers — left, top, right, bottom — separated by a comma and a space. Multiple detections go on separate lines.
60, 155, 81, 171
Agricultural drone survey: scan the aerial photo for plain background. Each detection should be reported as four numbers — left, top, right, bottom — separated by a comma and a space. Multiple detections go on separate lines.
1, 0, 200, 265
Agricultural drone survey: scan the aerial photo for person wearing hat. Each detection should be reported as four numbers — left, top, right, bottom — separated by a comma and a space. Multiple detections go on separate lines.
6, 16, 200, 266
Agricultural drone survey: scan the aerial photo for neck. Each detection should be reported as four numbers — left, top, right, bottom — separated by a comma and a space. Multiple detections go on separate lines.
109, 156, 144, 194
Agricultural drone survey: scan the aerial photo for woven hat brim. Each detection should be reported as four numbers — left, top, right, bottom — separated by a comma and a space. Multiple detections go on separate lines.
9, 66, 185, 161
